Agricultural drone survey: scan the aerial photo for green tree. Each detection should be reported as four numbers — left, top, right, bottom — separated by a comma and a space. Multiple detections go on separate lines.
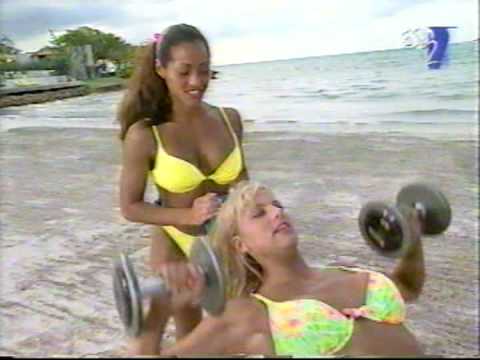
50, 26, 133, 63
0, 34, 19, 55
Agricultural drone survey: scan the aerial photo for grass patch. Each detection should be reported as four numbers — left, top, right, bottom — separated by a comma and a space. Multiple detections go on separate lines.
84, 77, 125, 91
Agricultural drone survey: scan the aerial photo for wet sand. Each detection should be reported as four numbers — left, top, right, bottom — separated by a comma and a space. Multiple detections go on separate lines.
0, 127, 478, 357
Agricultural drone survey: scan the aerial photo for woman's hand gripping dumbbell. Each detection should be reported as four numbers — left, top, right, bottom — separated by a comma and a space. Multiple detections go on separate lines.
358, 183, 452, 258
112, 237, 225, 337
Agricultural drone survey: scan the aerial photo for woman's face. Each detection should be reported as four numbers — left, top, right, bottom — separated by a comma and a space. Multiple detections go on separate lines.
236, 189, 298, 258
158, 40, 211, 107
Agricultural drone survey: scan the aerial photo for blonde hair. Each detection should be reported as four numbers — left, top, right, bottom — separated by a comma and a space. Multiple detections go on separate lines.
209, 181, 271, 299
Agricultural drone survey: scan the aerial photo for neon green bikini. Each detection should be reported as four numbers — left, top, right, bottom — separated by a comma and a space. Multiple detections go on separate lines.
252, 267, 406, 357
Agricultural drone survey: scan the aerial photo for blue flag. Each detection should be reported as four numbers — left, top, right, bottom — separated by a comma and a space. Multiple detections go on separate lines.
402, 26, 457, 69
426, 27, 456, 69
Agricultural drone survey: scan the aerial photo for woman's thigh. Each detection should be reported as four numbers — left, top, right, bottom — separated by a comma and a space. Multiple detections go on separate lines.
149, 226, 186, 269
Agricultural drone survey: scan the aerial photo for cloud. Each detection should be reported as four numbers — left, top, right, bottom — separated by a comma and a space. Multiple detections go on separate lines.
0, 0, 176, 50
0, 0, 130, 52
1, 1, 123, 39
1, 0, 477, 63
366, 0, 432, 17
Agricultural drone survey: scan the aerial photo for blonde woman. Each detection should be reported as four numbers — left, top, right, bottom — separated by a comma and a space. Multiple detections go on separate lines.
140, 181, 425, 357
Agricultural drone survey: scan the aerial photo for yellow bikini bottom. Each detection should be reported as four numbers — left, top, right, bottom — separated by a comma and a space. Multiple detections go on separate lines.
162, 225, 197, 257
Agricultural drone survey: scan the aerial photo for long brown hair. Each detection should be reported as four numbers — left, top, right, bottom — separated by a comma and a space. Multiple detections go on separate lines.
117, 24, 211, 140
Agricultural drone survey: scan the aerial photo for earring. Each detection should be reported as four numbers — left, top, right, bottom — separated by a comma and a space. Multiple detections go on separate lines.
155, 68, 164, 79
233, 235, 246, 254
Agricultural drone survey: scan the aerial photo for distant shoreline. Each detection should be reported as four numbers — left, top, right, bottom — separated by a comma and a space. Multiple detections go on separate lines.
0, 78, 124, 109
1, 40, 475, 108
215, 40, 476, 67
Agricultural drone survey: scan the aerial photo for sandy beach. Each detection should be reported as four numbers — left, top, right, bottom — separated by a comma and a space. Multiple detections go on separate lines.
0, 126, 478, 357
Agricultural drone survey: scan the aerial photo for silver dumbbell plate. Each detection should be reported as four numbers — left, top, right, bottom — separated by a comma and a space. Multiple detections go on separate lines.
112, 237, 225, 337
113, 254, 143, 337
190, 236, 225, 316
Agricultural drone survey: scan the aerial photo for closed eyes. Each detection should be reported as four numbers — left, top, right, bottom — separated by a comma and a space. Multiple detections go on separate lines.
252, 208, 265, 218
272, 200, 284, 209
251, 201, 285, 218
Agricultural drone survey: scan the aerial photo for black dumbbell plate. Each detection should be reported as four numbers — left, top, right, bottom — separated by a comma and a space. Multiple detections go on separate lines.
358, 201, 412, 258
396, 183, 452, 235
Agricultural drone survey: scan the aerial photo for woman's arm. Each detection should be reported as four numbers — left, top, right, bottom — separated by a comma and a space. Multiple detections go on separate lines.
225, 107, 249, 181
388, 210, 426, 302
160, 298, 262, 356
149, 262, 254, 356
119, 122, 197, 226
161, 312, 234, 355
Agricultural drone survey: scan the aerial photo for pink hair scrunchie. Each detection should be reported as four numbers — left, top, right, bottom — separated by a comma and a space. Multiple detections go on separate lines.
153, 33, 164, 67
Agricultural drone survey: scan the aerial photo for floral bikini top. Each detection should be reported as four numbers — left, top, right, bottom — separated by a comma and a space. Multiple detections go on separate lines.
251, 267, 406, 357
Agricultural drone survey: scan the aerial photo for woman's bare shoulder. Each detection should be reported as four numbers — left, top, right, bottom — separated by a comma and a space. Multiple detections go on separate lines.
221, 296, 270, 346
126, 119, 152, 137
123, 120, 156, 157
161, 296, 268, 356
223, 106, 241, 119
225, 296, 259, 313
223, 107, 241, 125
218, 296, 264, 325
221, 107, 243, 140
124, 119, 154, 142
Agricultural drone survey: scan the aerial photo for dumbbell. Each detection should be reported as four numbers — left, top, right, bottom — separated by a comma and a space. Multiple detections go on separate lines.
154, 194, 227, 234
358, 183, 452, 258
112, 237, 225, 337
203, 194, 228, 234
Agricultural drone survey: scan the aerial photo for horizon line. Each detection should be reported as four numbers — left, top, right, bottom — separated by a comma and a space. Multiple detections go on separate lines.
213, 39, 475, 67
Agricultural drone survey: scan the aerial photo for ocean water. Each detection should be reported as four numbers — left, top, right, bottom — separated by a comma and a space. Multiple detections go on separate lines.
208, 40, 478, 140
0, 41, 478, 140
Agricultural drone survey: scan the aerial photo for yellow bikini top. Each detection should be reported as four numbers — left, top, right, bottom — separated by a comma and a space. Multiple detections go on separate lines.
150, 107, 243, 193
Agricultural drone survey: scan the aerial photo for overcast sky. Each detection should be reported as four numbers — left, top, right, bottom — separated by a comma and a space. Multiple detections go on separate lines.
1, 0, 477, 65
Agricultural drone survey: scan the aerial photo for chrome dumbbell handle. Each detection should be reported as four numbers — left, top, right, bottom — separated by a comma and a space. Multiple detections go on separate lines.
397, 201, 427, 223
413, 202, 427, 219
140, 266, 206, 299
140, 278, 168, 298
